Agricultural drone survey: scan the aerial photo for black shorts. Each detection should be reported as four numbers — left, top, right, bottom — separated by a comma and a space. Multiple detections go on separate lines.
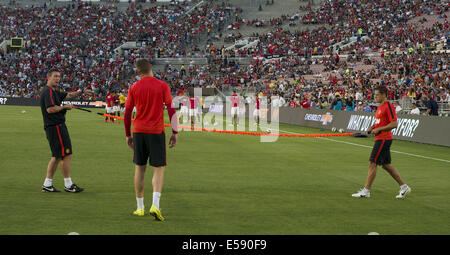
133, 132, 166, 167
120, 103, 125, 108
45, 123, 72, 159
370, 139, 392, 165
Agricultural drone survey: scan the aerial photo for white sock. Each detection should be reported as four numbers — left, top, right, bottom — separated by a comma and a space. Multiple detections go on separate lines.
64, 178, 73, 188
400, 184, 408, 189
44, 178, 52, 187
152, 192, 161, 210
136, 197, 144, 210
363, 188, 370, 192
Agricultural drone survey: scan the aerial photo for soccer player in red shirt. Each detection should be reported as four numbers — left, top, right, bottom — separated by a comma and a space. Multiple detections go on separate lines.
124, 59, 178, 220
179, 92, 189, 123
105, 91, 114, 122
253, 95, 261, 125
188, 95, 199, 124
230, 91, 240, 126
112, 91, 120, 121
352, 86, 411, 199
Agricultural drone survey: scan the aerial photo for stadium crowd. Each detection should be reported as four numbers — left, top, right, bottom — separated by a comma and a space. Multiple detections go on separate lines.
0, 0, 239, 99
0, 0, 448, 114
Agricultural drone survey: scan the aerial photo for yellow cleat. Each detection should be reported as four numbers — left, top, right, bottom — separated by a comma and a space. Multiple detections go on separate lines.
133, 209, 145, 216
149, 205, 165, 221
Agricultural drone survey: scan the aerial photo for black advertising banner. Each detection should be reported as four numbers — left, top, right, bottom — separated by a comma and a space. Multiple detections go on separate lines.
279, 107, 450, 147
0, 97, 39, 106
3, 97, 449, 146
0, 97, 105, 108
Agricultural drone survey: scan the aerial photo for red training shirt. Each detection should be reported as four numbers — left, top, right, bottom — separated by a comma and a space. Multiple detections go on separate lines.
374, 101, 397, 140
124, 77, 177, 136
106, 93, 113, 107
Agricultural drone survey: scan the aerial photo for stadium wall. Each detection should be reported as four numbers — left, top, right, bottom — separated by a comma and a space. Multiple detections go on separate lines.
278, 107, 450, 147
2, 98, 449, 146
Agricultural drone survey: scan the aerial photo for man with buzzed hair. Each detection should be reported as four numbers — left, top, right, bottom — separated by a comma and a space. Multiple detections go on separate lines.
40, 68, 93, 193
124, 59, 178, 220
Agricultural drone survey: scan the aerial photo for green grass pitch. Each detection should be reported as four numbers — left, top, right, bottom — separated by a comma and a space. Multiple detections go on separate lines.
0, 105, 449, 234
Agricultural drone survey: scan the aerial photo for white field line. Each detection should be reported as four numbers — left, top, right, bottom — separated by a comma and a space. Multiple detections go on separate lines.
273, 128, 450, 164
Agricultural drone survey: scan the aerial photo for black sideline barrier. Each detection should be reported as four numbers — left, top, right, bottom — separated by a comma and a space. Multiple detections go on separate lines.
279, 107, 450, 147
0, 97, 105, 108
3, 98, 449, 146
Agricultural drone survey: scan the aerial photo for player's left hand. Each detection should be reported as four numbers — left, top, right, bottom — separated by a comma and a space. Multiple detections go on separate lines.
371, 128, 381, 135
83, 88, 94, 96
126, 136, 134, 150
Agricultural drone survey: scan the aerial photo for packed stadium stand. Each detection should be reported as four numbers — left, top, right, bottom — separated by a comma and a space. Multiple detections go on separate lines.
0, 0, 448, 115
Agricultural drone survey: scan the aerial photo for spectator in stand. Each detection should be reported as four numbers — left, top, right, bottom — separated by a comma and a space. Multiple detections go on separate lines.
363, 103, 372, 112
331, 94, 343, 111
318, 96, 328, 109
394, 101, 402, 114
410, 103, 420, 115
355, 101, 364, 111
426, 94, 439, 116
345, 97, 355, 111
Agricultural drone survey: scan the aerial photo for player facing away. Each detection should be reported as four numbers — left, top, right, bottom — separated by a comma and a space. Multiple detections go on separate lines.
196, 97, 203, 124
179, 92, 189, 123
230, 91, 240, 126
113, 91, 120, 122
40, 68, 93, 193
253, 95, 261, 125
124, 59, 178, 220
189, 95, 199, 124
105, 90, 115, 123
352, 86, 411, 199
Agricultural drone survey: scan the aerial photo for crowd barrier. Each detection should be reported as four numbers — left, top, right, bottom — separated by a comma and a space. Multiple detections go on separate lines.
2, 97, 449, 146
0, 97, 105, 108
278, 107, 450, 147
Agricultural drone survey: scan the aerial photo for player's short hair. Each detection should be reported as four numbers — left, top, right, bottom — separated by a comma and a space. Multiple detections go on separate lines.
47, 68, 60, 77
375, 85, 388, 96
135, 58, 152, 75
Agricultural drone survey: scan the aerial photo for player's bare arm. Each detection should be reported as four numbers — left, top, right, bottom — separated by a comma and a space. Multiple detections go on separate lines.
65, 89, 94, 100
47, 104, 74, 114
371, 120, 398, 135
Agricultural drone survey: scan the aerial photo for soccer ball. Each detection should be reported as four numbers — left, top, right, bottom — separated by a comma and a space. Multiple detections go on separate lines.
331, 127, 337, 132
267, 128, 271, 133
338, 128, 344, 133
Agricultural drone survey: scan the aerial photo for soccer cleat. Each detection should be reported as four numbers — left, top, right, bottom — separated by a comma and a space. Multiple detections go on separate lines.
396, 186, 411, 199
149, 205, 165, 221
352, 188, 370, 198
133, 209, 145, 217
64, 184, 84, 193
42, 185, 61, 192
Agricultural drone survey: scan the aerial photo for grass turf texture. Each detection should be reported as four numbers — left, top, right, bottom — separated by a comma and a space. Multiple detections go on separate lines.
0, 105, 449, 235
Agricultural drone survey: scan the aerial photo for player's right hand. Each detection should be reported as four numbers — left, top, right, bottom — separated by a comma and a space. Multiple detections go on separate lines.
169, 134, 177, 148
